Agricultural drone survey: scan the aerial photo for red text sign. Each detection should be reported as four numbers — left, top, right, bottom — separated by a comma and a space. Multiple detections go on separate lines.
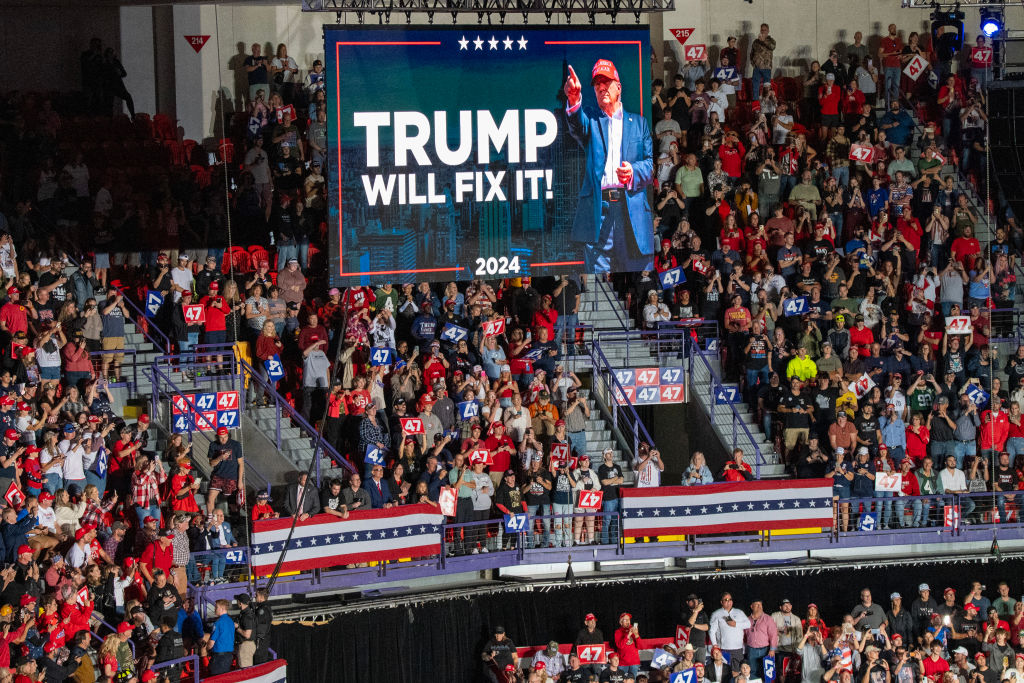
849, 144, 875, 164
671, 28, 695, 45
684, 44, 706, 61
183, 304, 206, 324
577, 644, 607, 664
400, 417, 424, 435
184, 35, 210, 53
577, 490, 604, 510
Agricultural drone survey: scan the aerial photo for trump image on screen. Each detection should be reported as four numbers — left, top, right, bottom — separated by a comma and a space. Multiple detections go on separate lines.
563, 58, 655, 274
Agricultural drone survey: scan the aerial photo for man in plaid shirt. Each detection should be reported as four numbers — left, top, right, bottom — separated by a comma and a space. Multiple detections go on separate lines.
131, 456, 167, 527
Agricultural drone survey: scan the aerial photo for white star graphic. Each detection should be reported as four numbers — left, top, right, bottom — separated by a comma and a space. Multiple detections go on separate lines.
636, 510, 645, 517
295, 539, 303, 547
473, 36, 484, 50
763, 502, 771, 509
716, 505, 723, 513
747, 503, 755, 510
379, 531, 387, 539
488, 36, 499, 50
419, 526, 426, 533
653, 509, 661, 516
405, 528, 413, 535
777, 501, 786, 508
684, 508, 692, 515
458, 36, 469, 50
338, 534, 345, 542
793, 501, 801, 508
700, 506, 708, 514
309, 538, 317, 545
670, 508, 677, 516
517, 36, 528, 50
503, 36, 514, 50
809, 500, 816, 507
731, 504, 739, 511
392, 529, 400, 537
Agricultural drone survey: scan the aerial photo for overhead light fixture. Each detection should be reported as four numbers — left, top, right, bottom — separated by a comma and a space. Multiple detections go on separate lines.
980, 7, 1004, 37
931, 8, 965, 62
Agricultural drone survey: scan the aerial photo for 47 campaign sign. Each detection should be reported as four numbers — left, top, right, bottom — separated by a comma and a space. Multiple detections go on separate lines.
612, 367, 685, 406
172, 391, 240, 433
325, 26, 651, 284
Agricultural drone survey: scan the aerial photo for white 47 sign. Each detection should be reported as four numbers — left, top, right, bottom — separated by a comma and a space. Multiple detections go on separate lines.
903, 54, 928, 81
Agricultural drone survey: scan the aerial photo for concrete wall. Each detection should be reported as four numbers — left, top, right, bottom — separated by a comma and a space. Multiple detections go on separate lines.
0, 3, 121, 93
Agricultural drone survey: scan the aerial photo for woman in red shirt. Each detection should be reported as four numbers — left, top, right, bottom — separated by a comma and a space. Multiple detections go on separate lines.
905, 413, 931, 465
802, 603, 827, 632
345, 375, 371, 417
169, 458, 200, 514
253, 320, 283, 405
530, 295, 558, 341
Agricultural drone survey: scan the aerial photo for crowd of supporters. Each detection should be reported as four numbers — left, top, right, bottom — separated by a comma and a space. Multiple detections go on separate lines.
0, 18, 1021, 681
484, 581, 1024, 683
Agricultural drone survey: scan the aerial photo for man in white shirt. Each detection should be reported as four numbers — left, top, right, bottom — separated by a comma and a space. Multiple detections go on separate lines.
36, 490, 58, 533
709, 592, 752, 669
170, 255, 195, 302
59, 425, 87, 492
66, 526, 93, 568
939, 454, 976, 519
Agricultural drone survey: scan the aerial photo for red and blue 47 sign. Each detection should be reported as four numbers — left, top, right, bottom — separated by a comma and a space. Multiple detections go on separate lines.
172, 391, 241, 433
612, 367, 685, 405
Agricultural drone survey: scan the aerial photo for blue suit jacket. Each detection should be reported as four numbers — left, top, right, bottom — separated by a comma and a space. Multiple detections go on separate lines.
364, 478, 394, 508
566, 103, 655, 257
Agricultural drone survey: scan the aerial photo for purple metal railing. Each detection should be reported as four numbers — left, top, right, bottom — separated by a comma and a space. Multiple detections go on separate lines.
193, 491, 1024, 606
235, 357, 356, 485
685, 336, 765, 477
588, 341, 657, 457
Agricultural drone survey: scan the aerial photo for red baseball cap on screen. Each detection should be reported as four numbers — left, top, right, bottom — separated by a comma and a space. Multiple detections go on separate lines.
591, 59, 620, 84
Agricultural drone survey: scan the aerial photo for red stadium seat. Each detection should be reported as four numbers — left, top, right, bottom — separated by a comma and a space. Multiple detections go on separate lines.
217, 138, 235, 164
153, 113, 175, 140
190, 165, 211, 189
248, 245, 269, 269
222, 247, 245, 274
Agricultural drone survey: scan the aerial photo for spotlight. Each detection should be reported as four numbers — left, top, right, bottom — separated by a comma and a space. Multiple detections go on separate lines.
931, 8, 964, 62
980, 8, 1004, 37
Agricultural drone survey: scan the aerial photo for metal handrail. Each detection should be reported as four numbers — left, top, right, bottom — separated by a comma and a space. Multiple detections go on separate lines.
144, 364, 272, 494
686, 336, 765, 478
588, 340, 656, 458
116, 291, 171, 355
236, 357, 356, 484
151, 654, 199, 683
593, 277, 631, 332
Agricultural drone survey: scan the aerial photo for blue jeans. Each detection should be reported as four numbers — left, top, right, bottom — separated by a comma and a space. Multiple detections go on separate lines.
884, 67, 901, 106
204, 551, 227, 580
601, 498, 620, 545
569, 431, 588, 459
526, 503, 551, 548
752, 68, 772, 99
894, 497, 923, 527
746, 366, 770, 395
552, 502, 573, 547
44, 472, 63, 494
779, 174, 797, 200
135, 503, 161, 527
930, 439, 954, 463
85, 471, 107, 498
277, 242, 298, 269
971, 67, 990, 92
953, 440, 977, 469
832, 165, 850, 187
748, 647, 769, 678
622, 665, 640, 678
996, 494, 1015, 523
1007, 437, 1024, 462
874, 491, 894, 528
556, 313, 579, 353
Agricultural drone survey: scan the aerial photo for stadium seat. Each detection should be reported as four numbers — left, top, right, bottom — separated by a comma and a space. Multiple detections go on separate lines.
152, 113, 176, 140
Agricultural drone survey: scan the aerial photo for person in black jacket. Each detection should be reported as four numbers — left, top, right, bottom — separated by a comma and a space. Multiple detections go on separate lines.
40, 637, 83, 682
886, 592, 915, 644
574, 613, 605, 676
154, 614, 185, 679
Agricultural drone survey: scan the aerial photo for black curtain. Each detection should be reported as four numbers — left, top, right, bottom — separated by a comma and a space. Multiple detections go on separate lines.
271, 557, 1022, 683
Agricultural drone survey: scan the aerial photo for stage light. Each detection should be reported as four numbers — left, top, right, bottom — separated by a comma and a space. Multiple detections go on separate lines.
931, 8, 964, 62
981, 8, 1004, 37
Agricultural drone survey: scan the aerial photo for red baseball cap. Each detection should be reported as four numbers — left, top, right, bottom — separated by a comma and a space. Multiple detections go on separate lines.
209, 282, 220, 291
555, 419, 566, 427
16, 545, 31, 556
117, 622, 133, 634
6, 286, 17, 296
25, 446, 40, 455
44, 639, 60, 654
585, 613, 596, 621
216, 427, 229, 436
38, 491, 53, 501
533, 662, 546, 671
143, 516, 157, 525
15, 402, 28, 411
591, 59, 620, 84
3, 428, 18, 440
141, 672, 158, 683
619, 612, 632, 621
138, 414, 150, 424
74, 528, 88, 541
19, 595, 35, 606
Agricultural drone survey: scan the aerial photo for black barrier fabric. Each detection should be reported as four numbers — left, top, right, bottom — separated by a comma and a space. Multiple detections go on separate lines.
270, 557, 1021, 682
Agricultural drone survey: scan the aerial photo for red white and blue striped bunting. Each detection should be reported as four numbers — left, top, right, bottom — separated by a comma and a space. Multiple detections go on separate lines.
251, 504, 444, 573
620, 479, 834, 537
201, 659, 287, 683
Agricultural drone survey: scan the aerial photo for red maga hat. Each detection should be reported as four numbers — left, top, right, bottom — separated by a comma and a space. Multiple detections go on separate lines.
592, 59, 620, 83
